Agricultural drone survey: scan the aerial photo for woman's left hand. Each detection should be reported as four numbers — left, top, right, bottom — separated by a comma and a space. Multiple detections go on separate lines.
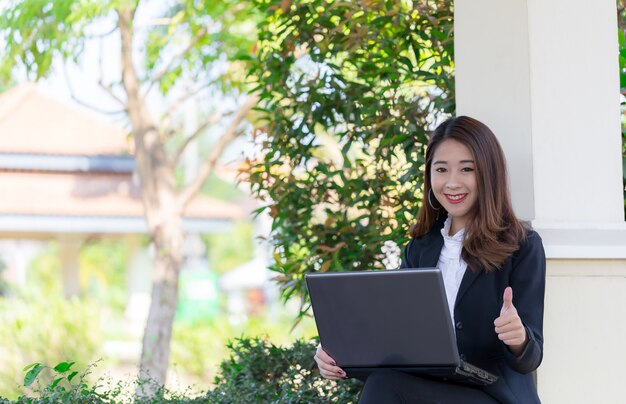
494, 286, 528, 356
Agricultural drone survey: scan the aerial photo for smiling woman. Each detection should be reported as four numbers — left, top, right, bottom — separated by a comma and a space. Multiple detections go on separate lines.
430, 139, 478, 235
314, 116, 546, 404
411, 116, 526, 273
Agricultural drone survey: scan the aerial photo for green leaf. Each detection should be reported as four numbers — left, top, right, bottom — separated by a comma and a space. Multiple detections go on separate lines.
24, 364, 44, 387
22, 362, 39, 372
53, 361, 75, 373
67, 371, 79, 381
50, 377, 63, 389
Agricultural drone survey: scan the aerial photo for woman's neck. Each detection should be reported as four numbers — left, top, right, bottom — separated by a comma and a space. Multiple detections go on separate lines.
448, 217, 466, 236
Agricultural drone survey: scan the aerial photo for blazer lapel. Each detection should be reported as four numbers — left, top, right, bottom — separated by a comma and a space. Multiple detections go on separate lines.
418, 232, 444, 267
455, 267, 481, 306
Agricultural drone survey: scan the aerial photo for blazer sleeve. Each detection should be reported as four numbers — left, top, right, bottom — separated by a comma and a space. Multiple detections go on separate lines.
399, 238, 416, 269
502, 230, 546, 373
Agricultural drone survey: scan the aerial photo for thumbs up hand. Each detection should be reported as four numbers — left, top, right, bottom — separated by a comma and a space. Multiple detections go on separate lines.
494, 287, 528, 356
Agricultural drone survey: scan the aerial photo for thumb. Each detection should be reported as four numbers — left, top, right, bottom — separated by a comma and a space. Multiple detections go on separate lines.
501, 286, 513, 314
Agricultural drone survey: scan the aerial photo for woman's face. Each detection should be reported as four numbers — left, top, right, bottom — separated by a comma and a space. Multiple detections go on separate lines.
430, 139, 478, 234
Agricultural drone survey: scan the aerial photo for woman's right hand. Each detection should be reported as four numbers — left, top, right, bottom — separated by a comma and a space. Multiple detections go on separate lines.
314, 344, 347, 380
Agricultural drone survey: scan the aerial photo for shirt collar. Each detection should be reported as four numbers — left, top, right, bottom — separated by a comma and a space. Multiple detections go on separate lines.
441, 214, 465, 243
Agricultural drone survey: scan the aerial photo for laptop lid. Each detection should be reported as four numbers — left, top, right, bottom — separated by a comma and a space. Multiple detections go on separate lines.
305, 268, 460, 369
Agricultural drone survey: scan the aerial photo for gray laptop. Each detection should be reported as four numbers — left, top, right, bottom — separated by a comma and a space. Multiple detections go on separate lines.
305, 268, 497, 386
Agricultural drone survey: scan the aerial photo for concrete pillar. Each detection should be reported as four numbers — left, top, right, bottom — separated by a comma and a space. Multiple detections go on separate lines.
456, 0, 626, 402
58, 236, 83, 298
456, 0, 624, 223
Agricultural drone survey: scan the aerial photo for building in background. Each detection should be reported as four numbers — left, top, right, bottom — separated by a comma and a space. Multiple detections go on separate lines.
0, 84, 244, 321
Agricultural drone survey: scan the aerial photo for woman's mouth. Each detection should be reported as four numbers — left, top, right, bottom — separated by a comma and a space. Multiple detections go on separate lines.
445, 193, 468, 204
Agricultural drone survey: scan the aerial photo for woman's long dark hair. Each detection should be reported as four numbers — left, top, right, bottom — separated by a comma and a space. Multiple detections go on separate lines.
410, 116, 526, 272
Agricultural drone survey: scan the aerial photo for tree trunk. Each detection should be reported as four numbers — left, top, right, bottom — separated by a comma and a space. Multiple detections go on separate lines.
137, 204, 183, 393
115, 5, 256, 394
117, 5, 185, 394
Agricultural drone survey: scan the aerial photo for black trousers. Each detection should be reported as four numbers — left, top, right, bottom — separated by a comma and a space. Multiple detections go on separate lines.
359, 370, 500, 404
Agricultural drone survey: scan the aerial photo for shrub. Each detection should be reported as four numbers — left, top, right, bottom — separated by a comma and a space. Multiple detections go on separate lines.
8, 361, 111, 404
204, 337, 362, 403
3, 337, 362, 403
247, 0, 455, 318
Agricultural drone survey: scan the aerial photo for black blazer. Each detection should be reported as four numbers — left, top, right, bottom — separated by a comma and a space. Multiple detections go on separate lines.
401, 222, 546, 404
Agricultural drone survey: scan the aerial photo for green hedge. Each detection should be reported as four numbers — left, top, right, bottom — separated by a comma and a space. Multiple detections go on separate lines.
3, 337, 362, 403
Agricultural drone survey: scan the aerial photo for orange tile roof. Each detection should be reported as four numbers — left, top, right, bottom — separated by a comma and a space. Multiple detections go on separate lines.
0, 171, 243, 220
0, 84, 245, 226
0, 84, 132, 155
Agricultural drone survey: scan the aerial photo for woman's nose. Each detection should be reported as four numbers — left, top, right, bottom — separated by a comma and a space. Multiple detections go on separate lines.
445, 173, 461, 189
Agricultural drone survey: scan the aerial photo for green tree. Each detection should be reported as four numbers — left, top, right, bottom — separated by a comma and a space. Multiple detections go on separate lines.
0, 0, 257, 392
246, 0, 454, 316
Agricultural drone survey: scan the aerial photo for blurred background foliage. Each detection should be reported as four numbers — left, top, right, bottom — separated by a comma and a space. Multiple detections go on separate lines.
0, 237, 316, 399
617, 0, 626, 216
0, 291, 103, 398
0, 261, 8, 296
79, 241, 130, 313
204, 221, 254, 275
0, 0, 263, 387
246, 0, 455, 317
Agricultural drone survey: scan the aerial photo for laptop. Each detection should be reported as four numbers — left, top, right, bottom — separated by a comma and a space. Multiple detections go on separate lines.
305, 268, 497, 386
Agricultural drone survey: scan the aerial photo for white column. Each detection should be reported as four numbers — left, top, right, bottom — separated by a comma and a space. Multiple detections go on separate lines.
456, 0, 624, 224
58, 236, 83, 298
456, 0, 535, 220
456, 1, 626, 402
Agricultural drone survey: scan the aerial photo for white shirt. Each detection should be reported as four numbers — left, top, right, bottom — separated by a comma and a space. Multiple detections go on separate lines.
436, 215, 468, 328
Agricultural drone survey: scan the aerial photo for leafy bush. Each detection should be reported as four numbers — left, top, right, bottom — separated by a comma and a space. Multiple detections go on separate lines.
8, 361, 111, 404
205, 337, 362, 403
2, 337, 361, 403
246, 0, 455, 317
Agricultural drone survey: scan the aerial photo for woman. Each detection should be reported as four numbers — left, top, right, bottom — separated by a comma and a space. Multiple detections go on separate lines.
314, 116, 546, 403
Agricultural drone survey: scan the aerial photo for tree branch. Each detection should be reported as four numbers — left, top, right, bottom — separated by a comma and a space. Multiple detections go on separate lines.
97, 38, 126, 106
178, 94, 258, 209
160, 82, 213, 129
98, 79, 126, 106
84, 24, 118, 40
171, 110, 234, 167
142, 26, 208, 98
62, 63, 126, 115
140, 1, 248, 100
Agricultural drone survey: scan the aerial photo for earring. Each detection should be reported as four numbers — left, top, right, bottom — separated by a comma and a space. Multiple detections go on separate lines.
428, 189, 440, 210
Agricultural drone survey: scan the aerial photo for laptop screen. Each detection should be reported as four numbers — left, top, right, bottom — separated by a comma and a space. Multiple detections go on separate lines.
306, 268, 460, 368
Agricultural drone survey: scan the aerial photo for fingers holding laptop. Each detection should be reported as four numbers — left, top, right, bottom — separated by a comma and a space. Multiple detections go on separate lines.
314, 344, 347, 380
494, 287, 528, 355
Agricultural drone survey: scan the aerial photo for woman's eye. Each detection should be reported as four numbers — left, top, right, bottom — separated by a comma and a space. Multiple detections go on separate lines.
435, 167, 447, 173
461, 167, 474, 172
